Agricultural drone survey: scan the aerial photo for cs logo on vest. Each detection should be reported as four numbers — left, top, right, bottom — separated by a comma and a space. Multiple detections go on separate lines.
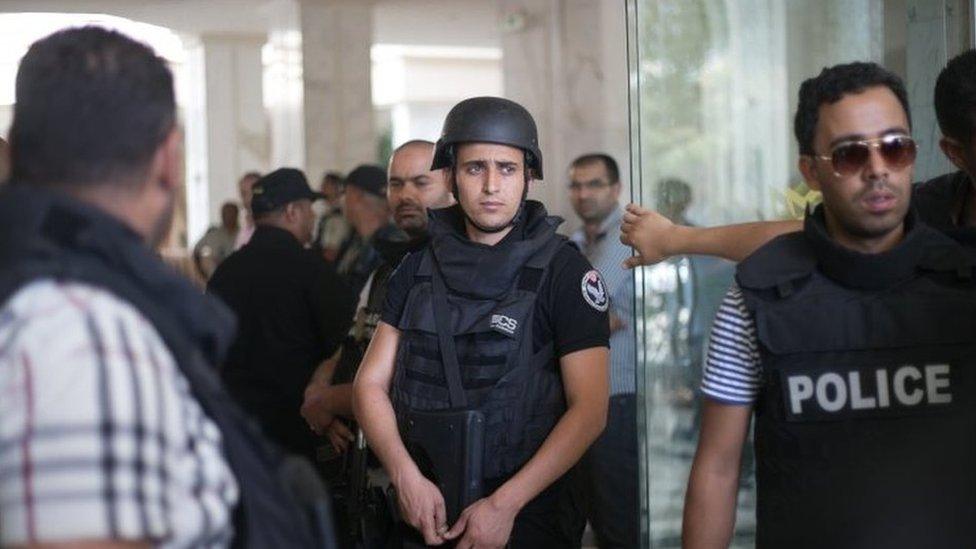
784, 364, 954, 420
490, 314, 519, 336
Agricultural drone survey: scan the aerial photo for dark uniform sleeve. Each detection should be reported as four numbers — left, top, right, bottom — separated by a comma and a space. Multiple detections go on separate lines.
309, 255, 357, 359
912, 171, 967, 231
544, 245, 611, 358
380, 251, 423, 328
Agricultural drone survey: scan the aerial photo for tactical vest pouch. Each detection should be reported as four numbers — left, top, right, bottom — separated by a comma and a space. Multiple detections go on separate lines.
398, 264, 486, 524
398, 408, 485, 524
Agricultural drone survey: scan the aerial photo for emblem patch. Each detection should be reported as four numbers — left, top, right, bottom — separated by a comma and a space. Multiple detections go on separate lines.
490, 314, 519, 336
581, 270, 609, 312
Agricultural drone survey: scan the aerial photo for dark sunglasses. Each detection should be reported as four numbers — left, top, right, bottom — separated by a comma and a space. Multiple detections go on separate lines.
813, 134, 917, 177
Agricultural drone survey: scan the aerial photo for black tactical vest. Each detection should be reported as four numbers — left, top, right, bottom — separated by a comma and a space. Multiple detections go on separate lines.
334, 236, 426, 384
391, 201, 569, 480
0, 185, 327, 548
736, 206, 976, 548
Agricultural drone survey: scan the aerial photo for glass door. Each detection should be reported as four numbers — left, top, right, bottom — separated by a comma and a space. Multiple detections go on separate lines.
626, 1, 974, 546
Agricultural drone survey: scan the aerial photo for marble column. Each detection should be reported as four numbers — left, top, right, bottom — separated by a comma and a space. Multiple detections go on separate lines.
905, 0, 954, 181
266, 0, 306, 171
182, 33, 268, 244
299, 0, 376, 181
498, 0, 630, 234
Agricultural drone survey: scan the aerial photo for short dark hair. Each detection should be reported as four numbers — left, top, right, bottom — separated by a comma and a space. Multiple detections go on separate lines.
571, 153, 620, 184
794, 62, 910, 156
10, 26, 176, 186
935, 49, 976, 143
322, 171, 344, 184
394, 139, 435, 155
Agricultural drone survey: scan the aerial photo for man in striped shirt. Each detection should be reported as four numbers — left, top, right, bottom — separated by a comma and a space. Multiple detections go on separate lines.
682, 63, 976, 547
568, 153, 638, 548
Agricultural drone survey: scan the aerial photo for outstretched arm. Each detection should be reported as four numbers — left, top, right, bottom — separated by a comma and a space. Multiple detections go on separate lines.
620, 204, 802, 267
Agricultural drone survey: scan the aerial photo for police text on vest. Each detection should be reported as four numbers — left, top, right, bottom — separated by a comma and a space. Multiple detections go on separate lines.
787, 365, 952, 415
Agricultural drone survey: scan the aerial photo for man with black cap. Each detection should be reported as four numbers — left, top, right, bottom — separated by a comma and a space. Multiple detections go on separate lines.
354, 97, 610, 548
209, 167, 356, 464
338, 164, 407, 294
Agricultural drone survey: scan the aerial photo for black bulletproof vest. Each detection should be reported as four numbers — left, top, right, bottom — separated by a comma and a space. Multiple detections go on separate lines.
0, 185, 323, 548
391, 201, 569, 479
334, 236, 426, 384
736, 206, 976, 549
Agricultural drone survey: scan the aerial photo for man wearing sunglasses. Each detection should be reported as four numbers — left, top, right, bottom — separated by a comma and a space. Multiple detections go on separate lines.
621, 50, 976, 265
682, 62, 976, 548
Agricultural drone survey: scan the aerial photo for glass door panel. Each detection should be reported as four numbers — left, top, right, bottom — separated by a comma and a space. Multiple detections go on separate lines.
626, 1, 973, 546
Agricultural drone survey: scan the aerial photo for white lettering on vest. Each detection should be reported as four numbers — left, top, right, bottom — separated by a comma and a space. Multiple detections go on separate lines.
788, 375, 814, 414
876, 369, 890, 408
490, 314, 518, 336
785, 364, 953, 415
816, 373, 847, 412
893, 366, 923, 406
926, 364, 952, 405
849, 371, 876, 410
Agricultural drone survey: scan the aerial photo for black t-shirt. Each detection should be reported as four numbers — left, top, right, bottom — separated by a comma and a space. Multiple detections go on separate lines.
381, 229, 611, 359
912, 170, 970, 232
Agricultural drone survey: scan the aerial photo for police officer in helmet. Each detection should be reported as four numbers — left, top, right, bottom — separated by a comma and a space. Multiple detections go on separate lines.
354, 97, 610, 548
683, 62, 976, 548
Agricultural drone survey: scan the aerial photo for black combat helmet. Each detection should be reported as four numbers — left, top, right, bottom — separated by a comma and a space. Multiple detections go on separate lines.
431, 96, 544, 179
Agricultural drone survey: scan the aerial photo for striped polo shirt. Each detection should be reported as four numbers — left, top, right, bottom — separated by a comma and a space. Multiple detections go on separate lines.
572, 206, 637, 396
700, 283, 763, 404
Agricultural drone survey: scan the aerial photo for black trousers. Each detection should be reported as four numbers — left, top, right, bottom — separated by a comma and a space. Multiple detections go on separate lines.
574, 393, 639, 549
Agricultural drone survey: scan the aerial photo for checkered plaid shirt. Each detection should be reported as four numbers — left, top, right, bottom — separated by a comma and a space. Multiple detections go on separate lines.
0, 279, 238, 547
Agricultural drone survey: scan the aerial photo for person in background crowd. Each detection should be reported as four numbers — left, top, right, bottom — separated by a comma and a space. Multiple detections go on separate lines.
233, 170, 261, 249
208, 168, 356, 465
657, 177, 694, 226
337, 164, 406, 294
567, 153, 638, 549
301, 139, 455, 547
0, 26, 322, 547
302, 140, 453, 445
315, 170, 354, 263
193, 200, 240, 280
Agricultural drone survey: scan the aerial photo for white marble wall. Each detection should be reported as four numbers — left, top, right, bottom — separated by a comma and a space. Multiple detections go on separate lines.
498, 0, 630, 234
199, 33, 269, 226
906, 0, 953, 181
300, 0, 376, 181
266, 0, 306, 171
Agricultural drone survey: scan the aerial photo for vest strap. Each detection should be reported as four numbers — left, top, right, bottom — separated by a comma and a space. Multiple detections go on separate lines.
431, 259, 468, 408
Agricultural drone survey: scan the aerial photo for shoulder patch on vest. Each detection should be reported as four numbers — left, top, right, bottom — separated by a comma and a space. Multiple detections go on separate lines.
581, 269, 609, 312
